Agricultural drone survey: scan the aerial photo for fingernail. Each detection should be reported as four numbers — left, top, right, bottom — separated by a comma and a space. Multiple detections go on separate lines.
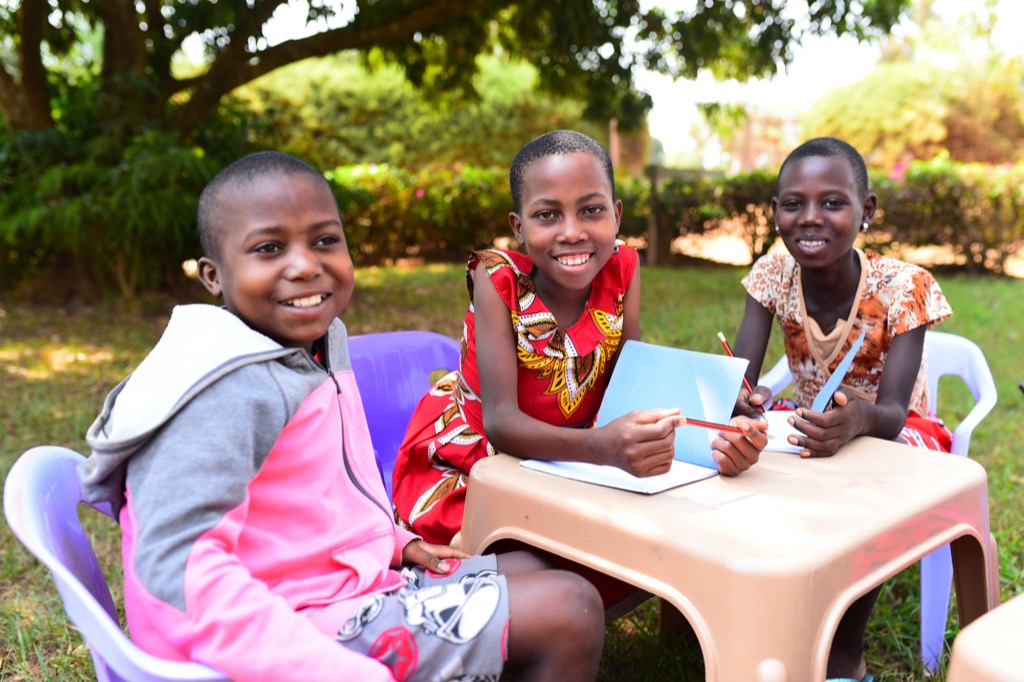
437, 560, 449, 572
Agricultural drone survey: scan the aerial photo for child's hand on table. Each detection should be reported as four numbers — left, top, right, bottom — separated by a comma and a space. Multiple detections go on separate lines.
596, 408, 684, 477
789, 388, 864, 458
711, 416, 769, 476
402, 539, 472, 574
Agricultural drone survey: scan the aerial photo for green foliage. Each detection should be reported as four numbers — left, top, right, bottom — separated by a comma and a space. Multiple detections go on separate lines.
0, 105, 266, 297
872, 155, 1024, 273
328, 163, 510, 265
647, 158, 1024, 275
708, 169, 778, 261
801, 62, 949, 167
2, 0, 910, 137
650, 169, 775, 263
0, 0, 913, 299
238, 54, 605, 171
802, 60, 1024, 167
326, 163, 648, 265
615, 174, 650, 240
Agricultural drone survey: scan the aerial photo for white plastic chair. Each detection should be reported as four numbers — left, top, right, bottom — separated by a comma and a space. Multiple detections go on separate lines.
3, 446, 229, 682
759, 329, 998, 672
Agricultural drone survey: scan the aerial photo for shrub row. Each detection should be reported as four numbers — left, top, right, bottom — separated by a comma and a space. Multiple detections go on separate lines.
647, 159, 1024, 273
328, 156, 1024, 273
4, 152, 1020, 298
327, 164, 651, 265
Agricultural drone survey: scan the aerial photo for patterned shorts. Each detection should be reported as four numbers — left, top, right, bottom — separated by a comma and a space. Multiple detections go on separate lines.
336, 555, 509, 682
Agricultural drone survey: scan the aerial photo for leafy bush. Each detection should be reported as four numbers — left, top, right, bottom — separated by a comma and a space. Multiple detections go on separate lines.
4, 136, 1022, 299
327, 164, 512, 265
327, 164, 652, 266
873, 155, 1024, 273
709, 169, 777, 261
649, 157, 1024, 273
0, 98, 265, 298
615, 174, 650, 239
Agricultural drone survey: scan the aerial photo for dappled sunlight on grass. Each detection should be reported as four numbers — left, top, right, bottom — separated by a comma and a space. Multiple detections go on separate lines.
1, 346, 116, 381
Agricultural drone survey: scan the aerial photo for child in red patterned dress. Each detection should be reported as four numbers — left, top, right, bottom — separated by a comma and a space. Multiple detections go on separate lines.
392, 130, 768, 610
731, 137, 954, 682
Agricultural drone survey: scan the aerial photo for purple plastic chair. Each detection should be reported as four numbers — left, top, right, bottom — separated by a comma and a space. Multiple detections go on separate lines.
3, 446, 229, 682
348, 330, 462, 500
760, 330, 998, 672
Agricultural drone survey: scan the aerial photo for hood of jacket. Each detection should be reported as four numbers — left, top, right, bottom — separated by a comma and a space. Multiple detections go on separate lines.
78, 304, 347, 509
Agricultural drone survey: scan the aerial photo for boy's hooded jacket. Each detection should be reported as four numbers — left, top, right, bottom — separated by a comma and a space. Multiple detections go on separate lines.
79, 304, 419, 681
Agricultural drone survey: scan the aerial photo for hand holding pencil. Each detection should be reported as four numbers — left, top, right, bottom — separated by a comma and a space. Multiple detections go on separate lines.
717, 331, 767, 415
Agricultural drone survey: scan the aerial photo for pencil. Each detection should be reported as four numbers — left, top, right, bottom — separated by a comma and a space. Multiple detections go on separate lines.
717, 331, 767, 414
682, 417, 775, 439
683, 417, 743, 434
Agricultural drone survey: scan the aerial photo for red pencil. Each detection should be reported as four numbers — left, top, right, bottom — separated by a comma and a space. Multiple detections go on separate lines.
681, 417, 774, 439
717, 331, 767, 414
682, 417, 743, 434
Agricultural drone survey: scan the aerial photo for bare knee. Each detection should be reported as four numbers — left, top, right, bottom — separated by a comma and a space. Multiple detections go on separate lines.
515, 570, 604, 644
505, 570, 604, 679
556, 571, 604, 629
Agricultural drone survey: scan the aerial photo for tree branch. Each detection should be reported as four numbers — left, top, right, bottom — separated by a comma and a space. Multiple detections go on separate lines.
171, 0, 492, 135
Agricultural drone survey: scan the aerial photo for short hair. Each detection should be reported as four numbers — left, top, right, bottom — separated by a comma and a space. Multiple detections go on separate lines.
777, 137, 870, 198
198, 151, 333, 259
509, 130, 615, 213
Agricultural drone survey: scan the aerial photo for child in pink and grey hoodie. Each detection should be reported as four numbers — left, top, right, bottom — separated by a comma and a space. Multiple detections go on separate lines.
78, 151, 604, 682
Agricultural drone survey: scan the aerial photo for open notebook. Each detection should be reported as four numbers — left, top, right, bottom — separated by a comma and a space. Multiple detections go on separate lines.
762, 329, 868, 454
521, 340, 748, 493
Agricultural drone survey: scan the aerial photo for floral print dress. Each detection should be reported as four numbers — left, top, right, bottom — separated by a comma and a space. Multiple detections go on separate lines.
743, 248, 954, 449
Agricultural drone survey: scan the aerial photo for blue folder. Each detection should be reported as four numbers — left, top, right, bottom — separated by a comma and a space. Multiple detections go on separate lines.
594, 339, 749, 469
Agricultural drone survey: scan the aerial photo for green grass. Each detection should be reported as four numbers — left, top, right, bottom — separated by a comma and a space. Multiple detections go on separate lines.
2, 263, 1023, 681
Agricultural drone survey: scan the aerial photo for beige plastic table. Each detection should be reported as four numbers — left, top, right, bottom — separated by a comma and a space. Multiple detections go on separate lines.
947, 592, 1024, 681
460, 437, 999, 682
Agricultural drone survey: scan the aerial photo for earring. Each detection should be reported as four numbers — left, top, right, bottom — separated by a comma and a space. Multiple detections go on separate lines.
860, 221, 870, 233
774, 223, 780, 234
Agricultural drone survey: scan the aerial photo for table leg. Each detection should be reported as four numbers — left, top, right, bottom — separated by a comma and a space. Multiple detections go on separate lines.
951, 533, 998, 628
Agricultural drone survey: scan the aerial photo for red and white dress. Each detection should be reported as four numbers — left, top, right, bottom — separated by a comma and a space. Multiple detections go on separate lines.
392, 244, 638, 544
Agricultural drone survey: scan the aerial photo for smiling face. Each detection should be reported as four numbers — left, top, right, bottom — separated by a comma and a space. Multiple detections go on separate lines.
508, 152, 622, 301
772, 154, 877, 272
197, 171, 354, 351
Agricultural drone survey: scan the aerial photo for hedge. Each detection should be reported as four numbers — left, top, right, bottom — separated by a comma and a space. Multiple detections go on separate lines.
326, 163, 651, 266
5, 154, 1020, 297
326, 157, 1024, 274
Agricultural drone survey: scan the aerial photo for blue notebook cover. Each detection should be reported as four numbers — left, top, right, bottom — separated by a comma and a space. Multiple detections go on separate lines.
594, 340, 749, 469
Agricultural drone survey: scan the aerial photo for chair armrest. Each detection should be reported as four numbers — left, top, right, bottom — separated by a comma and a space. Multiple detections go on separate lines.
949, 393, 997, 458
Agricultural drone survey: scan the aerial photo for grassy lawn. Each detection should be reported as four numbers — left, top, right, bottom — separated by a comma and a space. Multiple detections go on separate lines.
2, 262, 1023, 680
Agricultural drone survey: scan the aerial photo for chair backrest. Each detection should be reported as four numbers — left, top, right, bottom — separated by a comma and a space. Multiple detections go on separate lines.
758, 330, 997, 457
348, 331, 462, 499
921, 330, 997, 456
3, 446, 228, 682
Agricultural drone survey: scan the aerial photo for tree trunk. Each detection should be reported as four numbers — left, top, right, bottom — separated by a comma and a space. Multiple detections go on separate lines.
0, 0, 55, 131
0, 76, 54, 130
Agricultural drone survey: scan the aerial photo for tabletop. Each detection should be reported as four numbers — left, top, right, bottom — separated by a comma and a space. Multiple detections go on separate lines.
461, 436, 998, 681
